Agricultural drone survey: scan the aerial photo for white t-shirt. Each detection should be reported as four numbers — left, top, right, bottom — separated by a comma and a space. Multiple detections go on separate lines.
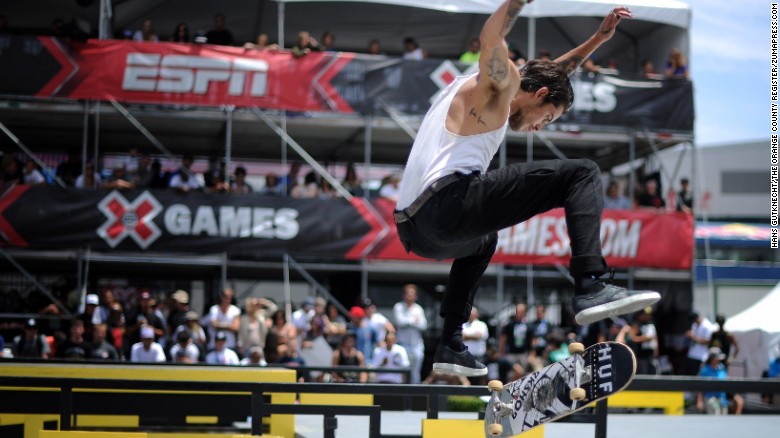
369, 312, 390, 344
130, 342, 166, 363
396, 73, 507, 210
205, 347, 240, 365
24, 168, 46, 185
462, 318, 489, 358
169, 343, 200, 362
371, 343, 410, 383
379, 183, 400, 201
208, 304, 241, 349
393, 302, 427, 347
688, 319, 716, 361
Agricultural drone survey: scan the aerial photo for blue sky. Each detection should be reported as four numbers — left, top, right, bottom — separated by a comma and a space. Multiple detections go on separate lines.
681, 0, 767, 146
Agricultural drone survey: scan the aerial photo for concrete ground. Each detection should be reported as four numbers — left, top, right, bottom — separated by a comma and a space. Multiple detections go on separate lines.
292, 411, 779, 438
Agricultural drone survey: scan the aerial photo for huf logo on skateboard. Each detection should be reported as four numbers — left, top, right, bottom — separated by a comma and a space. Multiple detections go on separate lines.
598, 345, 614, 394
97, 191, 163, 249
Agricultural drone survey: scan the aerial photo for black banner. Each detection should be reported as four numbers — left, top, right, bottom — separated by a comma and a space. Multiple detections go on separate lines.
0, 186, 380, 259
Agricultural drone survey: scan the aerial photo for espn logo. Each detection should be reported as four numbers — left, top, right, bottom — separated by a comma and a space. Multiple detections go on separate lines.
122, 53, 268, 97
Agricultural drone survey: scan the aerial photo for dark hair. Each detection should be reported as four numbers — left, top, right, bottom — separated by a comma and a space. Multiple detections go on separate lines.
172, 22, 190, 42
519, 60, 574, 112
235, 166, 246, 177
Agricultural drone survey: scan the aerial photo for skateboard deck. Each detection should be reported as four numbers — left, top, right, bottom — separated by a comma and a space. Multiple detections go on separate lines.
484, 341, 636, 437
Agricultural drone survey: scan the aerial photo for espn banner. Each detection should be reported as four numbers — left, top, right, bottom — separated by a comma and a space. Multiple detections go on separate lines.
1, 36, 693, 130
0, 187, 692, 269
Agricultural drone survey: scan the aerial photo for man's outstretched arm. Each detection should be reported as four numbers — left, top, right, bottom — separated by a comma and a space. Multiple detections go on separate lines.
479, 0, 531, 90
555, 6, 633, 76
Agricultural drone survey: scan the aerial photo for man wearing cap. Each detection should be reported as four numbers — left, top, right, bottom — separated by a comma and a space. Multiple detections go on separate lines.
79, 293, 100, 342
126, 291, 166, 357
13, 318, 50, 359
169, 328, 200, 363
167, 289, 190, 339
130, 326, 166, 363
348, 305, 379, 362
206, 331, 240, 365
697, 347, 743, 415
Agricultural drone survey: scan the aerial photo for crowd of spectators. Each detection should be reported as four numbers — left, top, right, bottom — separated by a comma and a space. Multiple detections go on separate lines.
602, 175, 695, 213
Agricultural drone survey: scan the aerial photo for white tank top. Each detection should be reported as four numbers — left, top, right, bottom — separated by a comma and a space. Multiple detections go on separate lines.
396, 73, 508, 210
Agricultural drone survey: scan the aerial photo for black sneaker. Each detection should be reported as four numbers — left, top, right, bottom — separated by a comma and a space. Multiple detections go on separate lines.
432, 344, 487, 377
573, 283, 660, 325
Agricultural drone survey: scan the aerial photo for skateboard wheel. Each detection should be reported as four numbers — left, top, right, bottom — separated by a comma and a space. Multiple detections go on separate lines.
570, 387, 586, 401
568, 342, 585, 355
488, 380, 504, 392
488, 423, 503, 436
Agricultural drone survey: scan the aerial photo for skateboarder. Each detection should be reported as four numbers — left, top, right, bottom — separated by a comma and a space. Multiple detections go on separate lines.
394, 0, 660, 377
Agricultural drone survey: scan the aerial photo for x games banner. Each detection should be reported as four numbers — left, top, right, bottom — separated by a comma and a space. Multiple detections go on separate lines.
0, 37, 693, 130
0, 187, 692, 270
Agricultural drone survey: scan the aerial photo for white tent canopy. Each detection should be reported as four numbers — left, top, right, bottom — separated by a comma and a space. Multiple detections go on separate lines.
724, 281, 780, 379
279, 0, 692, 29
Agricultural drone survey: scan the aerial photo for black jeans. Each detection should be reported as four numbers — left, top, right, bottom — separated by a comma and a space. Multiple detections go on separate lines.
396, 159, 607, 323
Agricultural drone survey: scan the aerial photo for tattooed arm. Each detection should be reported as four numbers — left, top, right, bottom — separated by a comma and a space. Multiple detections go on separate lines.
555, 6, 633, 76
478, 0, 530, 91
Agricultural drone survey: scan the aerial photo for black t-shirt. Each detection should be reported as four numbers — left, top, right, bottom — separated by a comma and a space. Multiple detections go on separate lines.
502, 320, 530, 354
637, 193, 666, 208
485, 356, 512, 383
90, 340, 119, 361
205, 29, 234, 46
58, 339, 92, 359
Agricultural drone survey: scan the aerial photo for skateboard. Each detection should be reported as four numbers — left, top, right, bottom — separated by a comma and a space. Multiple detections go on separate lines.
484, 341, 636, 437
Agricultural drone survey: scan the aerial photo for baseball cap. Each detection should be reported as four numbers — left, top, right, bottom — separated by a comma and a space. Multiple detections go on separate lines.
140, 291, 152, 300
86, 294, 99, 305
140, 326, 155, 339
171, 290, 189, 304
25, 318, 37, 329
303, 297, 315, 307
214, 331, 228, 342
707, 347, 726, 362
349, 306, 365, 320
185, 310, 199, 321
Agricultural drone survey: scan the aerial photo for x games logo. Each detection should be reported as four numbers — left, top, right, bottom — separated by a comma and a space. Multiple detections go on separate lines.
97, 191, 163, 249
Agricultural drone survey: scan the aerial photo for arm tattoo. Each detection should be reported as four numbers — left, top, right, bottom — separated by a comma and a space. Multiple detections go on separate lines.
501, 1, 525, 36
487, 47, 508, 82
469, 107, 487, 126
558, 55, 585, 76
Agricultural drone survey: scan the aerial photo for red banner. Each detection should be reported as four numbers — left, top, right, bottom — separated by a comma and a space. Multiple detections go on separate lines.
368, 200, 693, 270
42, 39, 355, 112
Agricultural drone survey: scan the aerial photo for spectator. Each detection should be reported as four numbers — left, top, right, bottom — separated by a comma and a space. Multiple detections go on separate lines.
169, 328, 200, 363
131, 326, 166, 362
379, 173, 401, 202
402, 37, 425, 60
697, 347, 743, 414
205, 331, 239, 364
684, 312, 716, 375
89, 323, 119, 361
58, 318, 92, 360
291, 171, 320, 198
618, 308, 658, 374
240, 346, 268, 366
244, 33, 278, 51
664, 48, 688, 79
603, 180, 631, 210
636, 177, 666, 210
205, 13, 234, 46
125, 290, 166, 356
291, 31, 320, 58
320, 31, 336, 52
528, 304, 552, 354
167, 289, 190, 339
231, 166, 253, 194
499, 303, 530, 364
305, 297, 331, 344
133, 19, 159, 43
75, 161, 102, 189
239, 297, 271, 358
342, 163, 362, 195
13, 318, 50, 359
537, 49, 552, 62
331, 332, 367, 383
676, 177, 693, 214
260, 172, 281, 195
170, 22, 190, 43
291, 297, 314, 339
106, 301, 126, 357
319, 178, 336, 199
175, 310, 207, 354
640, 58, 663, 80
23, 161, 46, 185
364, 298, 393, 348
348, 305, 378, 362
267, 309, 297, 364
459, 38, 481, 64
169, 155, 201, 192
372, 331, 410, 383
103, 166, 135, 190
122, 146, 141, 181
208, 288, 241, 350
367, 39, 383, 55
135, 154, 152, 187
709, 314, 739, 368
56, 150, 82, 187
508, 46, 526, 67
148, 159, 169, 189
93, 289, 116, 325
281, 162, 301, 195
1, 155, 23, 186
277, 337, 306, 375
78, 293, 100, 341
393, 284, 427, 384
483, 343, 512, 385
325, 302, 347, 348
462, 307, 488, 361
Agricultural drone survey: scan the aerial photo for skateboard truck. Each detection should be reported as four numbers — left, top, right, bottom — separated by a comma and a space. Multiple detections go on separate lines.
569, 343, 587, 407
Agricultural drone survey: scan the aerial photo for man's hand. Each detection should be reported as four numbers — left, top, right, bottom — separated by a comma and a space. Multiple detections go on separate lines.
594, 6, 633, 43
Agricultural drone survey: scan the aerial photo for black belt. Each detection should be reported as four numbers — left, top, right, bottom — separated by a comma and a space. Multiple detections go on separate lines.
393, 173, 462, 224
